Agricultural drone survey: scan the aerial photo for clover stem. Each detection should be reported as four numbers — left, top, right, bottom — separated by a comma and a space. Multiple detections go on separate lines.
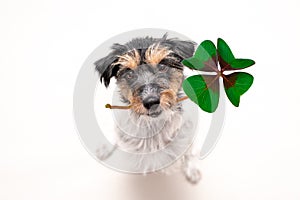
105, 104, 132, 109
177, 96, 189, 102
217, 70, 223, 77
105, 96, 189, 110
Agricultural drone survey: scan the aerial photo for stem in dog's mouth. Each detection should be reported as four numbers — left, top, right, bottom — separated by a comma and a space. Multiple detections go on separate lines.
105, 96, 189, 110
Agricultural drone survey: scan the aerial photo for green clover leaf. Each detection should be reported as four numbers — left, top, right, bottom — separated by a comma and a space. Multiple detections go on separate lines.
218, 38, 255, 71
223, 72, 254, 107
182, 38, 255, 112
182, 40, 218, 72
182, 75, 219, 113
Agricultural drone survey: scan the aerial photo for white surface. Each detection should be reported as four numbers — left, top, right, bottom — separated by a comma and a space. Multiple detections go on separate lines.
1, 0, 300, 199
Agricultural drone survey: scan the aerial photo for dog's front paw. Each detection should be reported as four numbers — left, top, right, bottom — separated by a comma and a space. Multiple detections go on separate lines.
96, 144, 115, 160
182, 156, 201, 184
184, 166, 201, 184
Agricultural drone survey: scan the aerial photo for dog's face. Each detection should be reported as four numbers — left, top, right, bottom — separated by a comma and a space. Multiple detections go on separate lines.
115, 49, 184, 117
95, 35, 195, 117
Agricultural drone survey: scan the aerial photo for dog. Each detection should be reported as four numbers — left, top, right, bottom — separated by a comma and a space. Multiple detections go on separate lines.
95, 34, 201, 184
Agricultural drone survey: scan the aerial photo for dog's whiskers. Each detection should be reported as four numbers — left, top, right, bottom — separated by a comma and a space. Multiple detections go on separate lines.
105, 96, 189, 110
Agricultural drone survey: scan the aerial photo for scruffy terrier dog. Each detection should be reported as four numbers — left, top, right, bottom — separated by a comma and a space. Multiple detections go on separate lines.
95, 34, 201, 184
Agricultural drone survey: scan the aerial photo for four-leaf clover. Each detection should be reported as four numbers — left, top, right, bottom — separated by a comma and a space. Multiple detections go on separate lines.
182, 38, 255, 113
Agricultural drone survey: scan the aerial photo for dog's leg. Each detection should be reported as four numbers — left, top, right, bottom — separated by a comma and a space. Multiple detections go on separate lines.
181, 154, 201, 184
96, 144, 117, 161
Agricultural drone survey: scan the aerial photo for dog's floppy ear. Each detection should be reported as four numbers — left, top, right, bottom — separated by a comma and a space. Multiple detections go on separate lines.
161, 35, 196, 59
94, 54, 119, 87
170, 40, 196, 59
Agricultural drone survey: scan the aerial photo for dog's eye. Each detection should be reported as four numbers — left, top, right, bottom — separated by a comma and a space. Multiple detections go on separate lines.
158, 65, 168, 73
125, 70, 134, 79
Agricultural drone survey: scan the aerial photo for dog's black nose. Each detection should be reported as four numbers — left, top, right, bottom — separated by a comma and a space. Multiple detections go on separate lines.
143, 97, 160, 110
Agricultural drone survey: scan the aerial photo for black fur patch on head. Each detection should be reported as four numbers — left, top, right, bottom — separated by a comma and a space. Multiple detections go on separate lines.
94, 33, 195, 87
94, 54, 118, 87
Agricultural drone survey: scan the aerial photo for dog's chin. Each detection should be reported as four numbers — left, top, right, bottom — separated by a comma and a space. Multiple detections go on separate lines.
147, 110, 162, 118
146, 105, 164, 118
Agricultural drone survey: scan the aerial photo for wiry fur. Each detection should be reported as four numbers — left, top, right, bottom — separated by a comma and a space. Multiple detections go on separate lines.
114, 49, 141, 69
144, 43, 173, 65
95, 34, 201, 184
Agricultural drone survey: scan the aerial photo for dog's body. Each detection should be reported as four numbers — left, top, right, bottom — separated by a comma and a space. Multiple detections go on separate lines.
95, 34, 201, 184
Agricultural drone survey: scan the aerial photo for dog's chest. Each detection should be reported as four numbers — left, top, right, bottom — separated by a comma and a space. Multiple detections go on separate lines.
115, 111, 183, 153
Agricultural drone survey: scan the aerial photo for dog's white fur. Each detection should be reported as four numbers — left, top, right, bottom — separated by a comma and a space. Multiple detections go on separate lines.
97, 101, 201, 184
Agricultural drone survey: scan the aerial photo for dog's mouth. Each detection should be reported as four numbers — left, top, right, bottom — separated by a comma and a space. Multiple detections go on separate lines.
147, 109, 162, 118
147, 103, 163, 117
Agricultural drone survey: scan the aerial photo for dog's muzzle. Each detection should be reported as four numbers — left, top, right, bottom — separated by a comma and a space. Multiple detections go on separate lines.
139, 83, 163, 117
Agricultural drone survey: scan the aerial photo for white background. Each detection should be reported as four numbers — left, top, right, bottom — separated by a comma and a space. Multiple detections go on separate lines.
1, 0, 300, 199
